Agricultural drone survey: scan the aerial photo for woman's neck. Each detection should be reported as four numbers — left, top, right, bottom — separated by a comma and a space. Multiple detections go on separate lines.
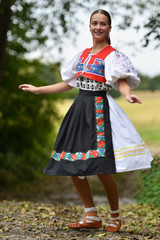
90, 41, 109, 54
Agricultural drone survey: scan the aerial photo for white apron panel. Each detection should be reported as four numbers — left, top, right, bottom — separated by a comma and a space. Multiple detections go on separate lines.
107, 95, 153, 172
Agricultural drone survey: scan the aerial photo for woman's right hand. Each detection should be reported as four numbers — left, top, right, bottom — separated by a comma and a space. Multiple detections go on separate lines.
19, 84, 39, 94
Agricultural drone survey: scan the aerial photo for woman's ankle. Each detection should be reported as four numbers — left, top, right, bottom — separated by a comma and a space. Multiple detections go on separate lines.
85, 207, 97, 214
109, 209, 120, 218
84, 207, 100, 221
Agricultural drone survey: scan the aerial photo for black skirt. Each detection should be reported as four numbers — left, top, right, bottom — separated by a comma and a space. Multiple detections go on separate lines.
43, 90, 116, 176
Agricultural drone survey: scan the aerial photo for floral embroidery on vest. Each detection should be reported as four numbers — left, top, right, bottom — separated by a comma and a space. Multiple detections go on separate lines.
77, 58, 105, 77
76, 46, 116, 83
50, 96, 106, 161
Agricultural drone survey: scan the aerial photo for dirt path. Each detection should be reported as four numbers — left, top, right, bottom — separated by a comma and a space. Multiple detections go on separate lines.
0, 201, 159, 240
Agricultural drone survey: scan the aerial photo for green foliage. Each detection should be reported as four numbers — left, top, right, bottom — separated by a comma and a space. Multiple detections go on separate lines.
149, 75, 160, 91
136, 73, 160, 91
62, 87, 79, 99
136, 156, 160, 207
109, 89, 121, 98
0, 54, 63, 186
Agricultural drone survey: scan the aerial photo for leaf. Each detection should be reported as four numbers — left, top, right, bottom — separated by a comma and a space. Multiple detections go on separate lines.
130, 222, 136, 227
97, 233, 106, 238
49, 211, 56, 216
62, 226, 69, 230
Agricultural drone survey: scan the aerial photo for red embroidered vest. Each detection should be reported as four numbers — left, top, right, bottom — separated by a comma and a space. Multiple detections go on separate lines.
76, 45, 116, 83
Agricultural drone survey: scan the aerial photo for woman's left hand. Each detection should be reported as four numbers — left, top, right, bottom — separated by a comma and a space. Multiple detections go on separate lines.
125, 94, 142, 104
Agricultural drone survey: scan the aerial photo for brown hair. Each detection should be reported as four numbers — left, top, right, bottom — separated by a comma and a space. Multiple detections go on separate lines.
90, 9, 111, 45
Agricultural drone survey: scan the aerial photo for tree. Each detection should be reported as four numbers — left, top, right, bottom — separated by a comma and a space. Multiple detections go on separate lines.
115, 0, 160, 48
0, 54, 63, 185
149, 75, 160, 91
0, 0, 14, 83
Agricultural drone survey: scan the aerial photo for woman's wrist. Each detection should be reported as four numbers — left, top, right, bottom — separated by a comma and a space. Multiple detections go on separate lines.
124, 93, 131, 99
35, 87, 41, 94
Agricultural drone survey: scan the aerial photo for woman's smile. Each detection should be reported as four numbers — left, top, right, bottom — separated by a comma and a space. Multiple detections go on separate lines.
90, 13, 111, 42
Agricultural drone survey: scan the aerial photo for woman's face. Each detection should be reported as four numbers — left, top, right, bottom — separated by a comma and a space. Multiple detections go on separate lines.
89, 13, 111, 43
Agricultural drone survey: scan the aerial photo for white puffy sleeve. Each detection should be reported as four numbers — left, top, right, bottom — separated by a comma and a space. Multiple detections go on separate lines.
105, 50, 140, 90
61, 51, 83, 88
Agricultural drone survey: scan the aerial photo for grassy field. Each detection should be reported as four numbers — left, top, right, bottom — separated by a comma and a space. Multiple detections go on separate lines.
56, 90, 160, 155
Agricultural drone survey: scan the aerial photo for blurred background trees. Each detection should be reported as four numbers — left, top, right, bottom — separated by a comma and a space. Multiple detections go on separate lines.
0, 0, 160, 205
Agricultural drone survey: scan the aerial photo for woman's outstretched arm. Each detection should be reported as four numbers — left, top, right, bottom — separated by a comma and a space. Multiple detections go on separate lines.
118, 79, 141, 104
19, 82, 72, 94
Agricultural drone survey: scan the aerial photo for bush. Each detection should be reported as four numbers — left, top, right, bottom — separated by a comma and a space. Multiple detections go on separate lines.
136, 156, 160, 207
0, 55, 62, 186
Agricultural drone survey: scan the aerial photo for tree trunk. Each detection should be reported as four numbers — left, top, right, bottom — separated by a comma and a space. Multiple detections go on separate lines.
0, 0, 13, 85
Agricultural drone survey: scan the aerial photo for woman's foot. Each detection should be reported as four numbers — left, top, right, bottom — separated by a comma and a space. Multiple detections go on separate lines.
104, 209, 121, 232
68, 207, 102, 229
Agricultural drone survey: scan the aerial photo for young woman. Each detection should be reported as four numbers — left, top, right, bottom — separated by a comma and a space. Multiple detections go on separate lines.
19, 9, 153, 232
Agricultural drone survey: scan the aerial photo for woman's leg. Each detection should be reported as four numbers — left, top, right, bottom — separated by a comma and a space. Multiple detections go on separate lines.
97, 174, 121, 232
71, 174, 119, 211
97, 174, 119, 211
68, 176, 101, 228
71, 176, 95, 208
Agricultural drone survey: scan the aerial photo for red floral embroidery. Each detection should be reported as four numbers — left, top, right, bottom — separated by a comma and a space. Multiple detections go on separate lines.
88, 66, 92, 71
95, 96, 103, 103
59, 151, 66, 159
96, 109, 104, 113
82, 153, 86, 160
97, 118, 104, 125
93, 151, 99, 158
89, 150, 94, 156
97, 140, 105, 148
71, 154, 77, 160
50, 150, 54, 157
97, 132, 105, 136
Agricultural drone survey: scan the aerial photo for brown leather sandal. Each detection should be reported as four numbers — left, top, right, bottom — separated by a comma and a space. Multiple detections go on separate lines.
68, 207, 102, 229
104, 209, 121, 232
68, 218, 102, 229
104, 218, 121, 232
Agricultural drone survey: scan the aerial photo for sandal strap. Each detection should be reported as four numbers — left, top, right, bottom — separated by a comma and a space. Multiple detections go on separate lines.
86, 216, 101, 221
110, 216, 121, 221
85, 207, 97, 213
79, 217, 100, 224
109, 209, 120, 214
109, 222, 120, 228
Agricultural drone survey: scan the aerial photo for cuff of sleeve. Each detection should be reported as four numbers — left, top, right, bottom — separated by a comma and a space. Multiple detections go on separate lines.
106, 72, 140, 90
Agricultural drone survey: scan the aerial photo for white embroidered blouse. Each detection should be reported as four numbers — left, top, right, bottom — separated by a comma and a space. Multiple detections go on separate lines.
61, 49, 140, 90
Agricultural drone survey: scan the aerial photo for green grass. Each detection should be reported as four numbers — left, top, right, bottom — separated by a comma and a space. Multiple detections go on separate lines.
137, 127, 160, 144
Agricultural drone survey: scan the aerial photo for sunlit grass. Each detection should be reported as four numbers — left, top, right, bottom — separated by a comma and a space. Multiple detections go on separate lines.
56, 91, 160, 155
